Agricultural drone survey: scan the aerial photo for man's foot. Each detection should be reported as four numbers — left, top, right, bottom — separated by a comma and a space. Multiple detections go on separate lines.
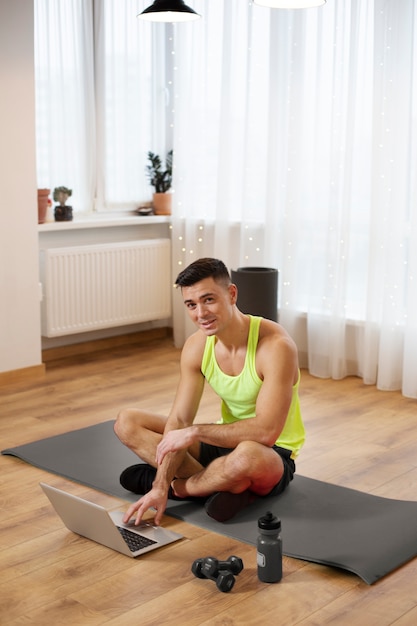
120, 463, 156, 494
204, 490, 257, 522
119, 464, 205, 502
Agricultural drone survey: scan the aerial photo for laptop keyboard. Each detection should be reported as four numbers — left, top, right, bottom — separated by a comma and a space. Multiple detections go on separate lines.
117, 526, 157, 552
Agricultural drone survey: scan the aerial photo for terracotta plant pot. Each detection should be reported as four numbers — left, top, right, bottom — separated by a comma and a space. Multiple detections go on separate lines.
152, 192, 172, 215
37, 188, 50, 224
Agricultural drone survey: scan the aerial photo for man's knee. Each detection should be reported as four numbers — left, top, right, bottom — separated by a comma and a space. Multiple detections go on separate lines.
114, 408, 166, 445
222, 441, 260, 476
114, 408, 138, 444
231, 440, 265, 466
226, 441, 284, 490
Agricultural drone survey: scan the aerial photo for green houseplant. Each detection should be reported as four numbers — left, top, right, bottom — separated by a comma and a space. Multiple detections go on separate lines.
146, 150, 173, 215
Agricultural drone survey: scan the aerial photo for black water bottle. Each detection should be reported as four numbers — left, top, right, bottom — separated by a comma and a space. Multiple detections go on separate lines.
257, 510, 282, 583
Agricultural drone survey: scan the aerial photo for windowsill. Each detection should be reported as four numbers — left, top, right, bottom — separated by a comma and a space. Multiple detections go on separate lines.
38, 213, 171, 232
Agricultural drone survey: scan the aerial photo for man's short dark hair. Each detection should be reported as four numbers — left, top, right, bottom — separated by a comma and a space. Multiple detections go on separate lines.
175, 258, 231, 288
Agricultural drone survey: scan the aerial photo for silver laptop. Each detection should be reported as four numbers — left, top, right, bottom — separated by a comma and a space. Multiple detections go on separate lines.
40, 482, 183, 558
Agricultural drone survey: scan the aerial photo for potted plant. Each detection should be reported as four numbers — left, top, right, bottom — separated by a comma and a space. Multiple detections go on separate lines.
37, 188, 50, 224
146, 150, 173, 215
53, 186, 73, 222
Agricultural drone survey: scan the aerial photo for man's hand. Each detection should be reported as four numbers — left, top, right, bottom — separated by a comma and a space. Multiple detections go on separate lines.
155, 426, 196, 465
124, 426, 197, 526
123, 486, 169, 527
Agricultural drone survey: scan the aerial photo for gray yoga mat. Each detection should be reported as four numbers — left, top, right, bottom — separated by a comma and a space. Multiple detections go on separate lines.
3, 419, 417, 585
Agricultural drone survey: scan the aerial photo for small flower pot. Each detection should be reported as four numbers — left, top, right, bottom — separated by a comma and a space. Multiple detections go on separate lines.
37, 188, 50, 224
54, 205, 73, 222
152, 192, 172, 215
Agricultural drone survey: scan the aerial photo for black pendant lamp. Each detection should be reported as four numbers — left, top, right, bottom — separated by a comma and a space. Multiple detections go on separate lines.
138, 0, 200, 22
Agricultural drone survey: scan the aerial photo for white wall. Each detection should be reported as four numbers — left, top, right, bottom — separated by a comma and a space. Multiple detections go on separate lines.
0, 1, 42, 374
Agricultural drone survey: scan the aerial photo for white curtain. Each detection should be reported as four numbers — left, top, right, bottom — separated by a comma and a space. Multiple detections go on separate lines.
171, 0, 417, 398
35, 0, 166, 213
94, 1, 167, 211
35, 0, 95, 213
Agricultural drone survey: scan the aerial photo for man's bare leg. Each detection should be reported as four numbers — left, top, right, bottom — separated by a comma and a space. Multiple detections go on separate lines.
172, 440, 284, 497
114, 408, 203, 478
170, 441, 285, 522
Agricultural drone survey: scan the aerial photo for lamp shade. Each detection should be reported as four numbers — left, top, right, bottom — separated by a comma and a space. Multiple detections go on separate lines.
254, 0, 326, 8
138, 0, 200, 22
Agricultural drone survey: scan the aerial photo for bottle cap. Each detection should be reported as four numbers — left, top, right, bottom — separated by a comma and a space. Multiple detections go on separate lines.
258, 510, 281, 530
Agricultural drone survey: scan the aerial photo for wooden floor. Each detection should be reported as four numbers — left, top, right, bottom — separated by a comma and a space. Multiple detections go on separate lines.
1, 335, 417, 625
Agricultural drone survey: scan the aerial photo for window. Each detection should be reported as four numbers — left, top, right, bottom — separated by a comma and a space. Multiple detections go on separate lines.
35, 0, 168, 214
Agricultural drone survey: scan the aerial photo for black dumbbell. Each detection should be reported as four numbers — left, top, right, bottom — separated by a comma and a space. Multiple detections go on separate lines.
191, 557, 206, 578
203, 555, 244, 577
191, 555, 244, 577
191, 557, 235, 592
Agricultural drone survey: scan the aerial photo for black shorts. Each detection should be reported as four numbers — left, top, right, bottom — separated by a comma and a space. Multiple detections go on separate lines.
198, 442, 295, 498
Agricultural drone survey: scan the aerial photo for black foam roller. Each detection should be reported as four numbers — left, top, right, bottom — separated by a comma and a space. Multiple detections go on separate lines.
231, 267, 278, 322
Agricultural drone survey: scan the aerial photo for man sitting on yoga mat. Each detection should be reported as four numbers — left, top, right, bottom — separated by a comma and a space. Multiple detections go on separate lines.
115, 258, 305, 526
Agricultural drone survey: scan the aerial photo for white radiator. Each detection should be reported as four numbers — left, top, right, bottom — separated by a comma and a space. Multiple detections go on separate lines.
40, 239, 171, 337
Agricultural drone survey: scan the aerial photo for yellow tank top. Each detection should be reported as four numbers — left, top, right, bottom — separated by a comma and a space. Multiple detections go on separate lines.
201, 315, 305, 458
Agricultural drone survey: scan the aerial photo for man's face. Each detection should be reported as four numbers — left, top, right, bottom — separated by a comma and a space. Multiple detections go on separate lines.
181, 276, 237, 336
